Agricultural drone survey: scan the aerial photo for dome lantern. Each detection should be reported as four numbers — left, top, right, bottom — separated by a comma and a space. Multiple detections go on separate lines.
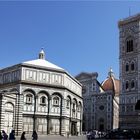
108, 68, 114, 77
39, 48, 45, 60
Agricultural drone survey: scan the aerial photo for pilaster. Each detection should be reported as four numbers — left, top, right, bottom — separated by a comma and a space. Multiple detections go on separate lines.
0, 94, 5, 131
15, 94, 23, 136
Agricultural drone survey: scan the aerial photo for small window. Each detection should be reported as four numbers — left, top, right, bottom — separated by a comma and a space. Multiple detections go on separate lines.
77, 105, 80, 112
66, 99, 70, 108
126, 81, 129, 90
53, 96, 59, 106
26, 94, 32, 104
131, 80, 135, 89
72, 103, 76, 111
125, 63, 129, 72
126, 39, 133, 53
78, 104, 82, 112
131, 62, 135, 71
40, 96, 46, 105
92, 83, 96, 91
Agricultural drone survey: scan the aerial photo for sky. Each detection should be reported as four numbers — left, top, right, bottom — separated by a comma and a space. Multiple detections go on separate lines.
0, 1, 140, 82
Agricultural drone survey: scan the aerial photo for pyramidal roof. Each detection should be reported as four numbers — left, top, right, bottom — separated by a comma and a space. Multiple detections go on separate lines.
22, 49, 64, 71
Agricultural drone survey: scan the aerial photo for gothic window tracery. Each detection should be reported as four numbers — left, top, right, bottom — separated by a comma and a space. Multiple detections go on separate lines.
126, 39, 134, 53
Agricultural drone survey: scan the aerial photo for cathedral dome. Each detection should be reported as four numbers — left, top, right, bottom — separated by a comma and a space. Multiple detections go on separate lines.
101, 68, 120, 95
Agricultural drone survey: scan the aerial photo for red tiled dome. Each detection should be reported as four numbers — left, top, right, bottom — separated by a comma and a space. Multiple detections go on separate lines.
102, 69, 120, 95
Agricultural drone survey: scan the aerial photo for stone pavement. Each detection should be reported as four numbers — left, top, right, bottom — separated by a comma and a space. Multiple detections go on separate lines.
16, 135, 87, 140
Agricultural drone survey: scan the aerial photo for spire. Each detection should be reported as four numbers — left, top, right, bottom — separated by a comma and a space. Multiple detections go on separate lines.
39, 48, 45, 60
108, 68, 114, 77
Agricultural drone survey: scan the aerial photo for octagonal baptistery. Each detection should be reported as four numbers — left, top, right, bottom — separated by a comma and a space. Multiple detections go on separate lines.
0, 50, 83, 136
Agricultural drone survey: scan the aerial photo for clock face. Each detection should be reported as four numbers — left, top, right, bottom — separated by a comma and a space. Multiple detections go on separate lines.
99, 105, 104, 110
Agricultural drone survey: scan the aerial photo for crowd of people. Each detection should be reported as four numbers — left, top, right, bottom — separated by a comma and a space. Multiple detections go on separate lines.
0, 130, 38, 140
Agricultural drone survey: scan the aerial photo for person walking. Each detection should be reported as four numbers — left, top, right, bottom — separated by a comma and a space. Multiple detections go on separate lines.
9, 130, 15, 140
32, 130, 38, 140
0, 131, 3, 140
2, 130, 8, 140
20, 132, 26, 140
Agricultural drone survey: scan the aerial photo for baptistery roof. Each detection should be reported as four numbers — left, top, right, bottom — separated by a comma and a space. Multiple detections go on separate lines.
22, 49, 64, 71
101, 68, 120, 95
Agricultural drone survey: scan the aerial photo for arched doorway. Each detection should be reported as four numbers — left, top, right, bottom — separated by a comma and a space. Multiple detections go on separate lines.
4, 102, 14, 134
98, 118, 104, 131
71, 121, 77, 135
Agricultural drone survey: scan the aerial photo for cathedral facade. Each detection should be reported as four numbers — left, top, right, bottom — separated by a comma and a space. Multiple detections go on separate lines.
0, 50, 83, 136
76, 69, 119, 132
119, 13, 140, 130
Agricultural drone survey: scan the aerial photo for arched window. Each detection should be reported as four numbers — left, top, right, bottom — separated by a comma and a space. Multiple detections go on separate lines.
125, 63, 129, 72
66, 97, 70, 108
131, 62, 135, 71
53, 96, 59, 106
26, 94, 33, 104
78, 102, 82, 112
131, 80, 135, 89
73, 102, 76, 111
40, 96, 46, 104
126, 39, 133, 52
126, 81, 129, 90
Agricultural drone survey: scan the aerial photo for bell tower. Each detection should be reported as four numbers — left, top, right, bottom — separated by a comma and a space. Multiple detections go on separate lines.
119, 14, 140, 130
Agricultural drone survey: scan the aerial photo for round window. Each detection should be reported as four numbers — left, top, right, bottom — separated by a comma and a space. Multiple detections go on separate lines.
99, 105, 104, 110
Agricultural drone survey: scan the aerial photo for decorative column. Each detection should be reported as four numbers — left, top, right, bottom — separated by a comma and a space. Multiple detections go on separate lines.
33, 94, 37, 131
69, 102, 72, 135
0, 93, 5, 131
59, 98, 63, 135
47, 97, 51, 134
79, 110, 82, 135
15, 92, 23, 136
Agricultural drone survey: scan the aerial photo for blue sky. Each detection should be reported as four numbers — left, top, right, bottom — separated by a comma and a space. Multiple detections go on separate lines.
0, 1, 140, 82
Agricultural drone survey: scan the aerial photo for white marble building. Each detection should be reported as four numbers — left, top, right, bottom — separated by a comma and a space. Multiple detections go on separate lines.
76, 69, 119, 132
119, 13, 140, 130
0, 50, 83, 136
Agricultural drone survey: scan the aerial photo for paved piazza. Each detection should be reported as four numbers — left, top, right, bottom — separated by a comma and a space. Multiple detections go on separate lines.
16, 135, 87, 140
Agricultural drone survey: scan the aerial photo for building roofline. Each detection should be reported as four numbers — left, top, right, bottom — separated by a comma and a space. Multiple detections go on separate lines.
118, 13, 140, 27
0, 63, 82, 87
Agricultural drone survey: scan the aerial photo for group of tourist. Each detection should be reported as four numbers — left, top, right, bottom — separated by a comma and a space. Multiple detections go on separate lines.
0, 130, 15, 140
0, 130, 38, 140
